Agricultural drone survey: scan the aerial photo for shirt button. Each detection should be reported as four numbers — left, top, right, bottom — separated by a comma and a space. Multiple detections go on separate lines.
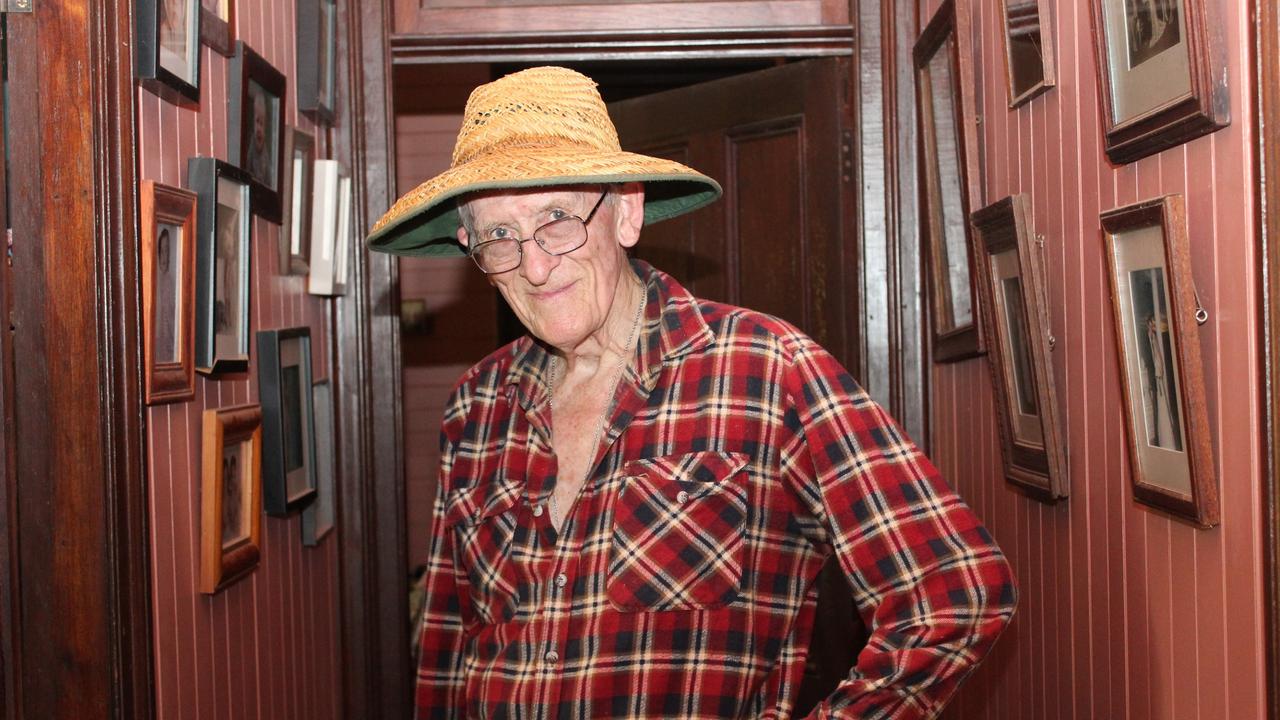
676, 490, 690, 504
532, 504, 544, 517
554, 573, 568, 588
545, 649, 560, 664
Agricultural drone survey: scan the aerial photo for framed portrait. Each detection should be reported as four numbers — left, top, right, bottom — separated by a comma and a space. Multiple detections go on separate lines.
199, 0, 235, 56
1001, 0, 1056, 107
971, 195, 1068, 501
257, 327, 317, 516
302, 379, 336, 546
228, 41, 288, 224
308, 159, 352, 297
296, 0, 338, 124
914, 0, 984, 362
1101, 195, 1218, 527
136, 0, 201, 106
279, 128, 316, 276
200, 404, 263, 594
141, 181, 197, 404
1089, 0, 1229, 164
187, 157, 252, 376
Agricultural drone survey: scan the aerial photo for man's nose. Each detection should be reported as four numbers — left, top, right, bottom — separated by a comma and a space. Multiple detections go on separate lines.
519, 240, 561, 285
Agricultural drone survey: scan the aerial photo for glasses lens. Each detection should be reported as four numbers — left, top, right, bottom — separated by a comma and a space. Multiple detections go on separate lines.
473, 239, 522, 273
535, 217, 587, 255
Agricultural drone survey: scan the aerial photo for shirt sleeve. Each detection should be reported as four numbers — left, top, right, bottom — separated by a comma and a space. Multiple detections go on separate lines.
777, 334, 1017, 720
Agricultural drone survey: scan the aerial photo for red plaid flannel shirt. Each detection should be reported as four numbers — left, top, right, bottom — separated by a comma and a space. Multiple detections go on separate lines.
415, 261, 1016, 719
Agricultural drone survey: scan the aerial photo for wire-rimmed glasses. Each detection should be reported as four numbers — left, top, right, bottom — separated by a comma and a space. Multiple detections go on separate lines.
467, 191, 608, 274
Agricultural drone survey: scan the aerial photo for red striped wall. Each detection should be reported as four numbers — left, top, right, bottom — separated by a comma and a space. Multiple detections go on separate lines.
924, 0, 1265, 717
138, 0, 342, 715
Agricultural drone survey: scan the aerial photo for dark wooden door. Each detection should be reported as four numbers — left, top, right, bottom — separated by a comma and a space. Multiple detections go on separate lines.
609, 57, 866, 715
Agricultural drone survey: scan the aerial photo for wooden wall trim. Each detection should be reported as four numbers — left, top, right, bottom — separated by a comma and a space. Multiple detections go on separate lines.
1260, 0, 1280, 713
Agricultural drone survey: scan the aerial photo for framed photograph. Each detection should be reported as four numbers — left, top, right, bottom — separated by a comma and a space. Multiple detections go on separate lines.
915, 0, 984, 362
279, 128, 316, 276
971, 195, 1068, 501
228, 41, 288, 224
136, 0, 201, 106
302, 379, 336, 546
1001, 0, 1056, 107
200, 404, 263, 594
1101, 195, 1218, 526
141, 181, 197, 404
187, 157, 252, 376
199, 0, 235, 56
308, 159, 352, 297
296, 0, 338, 124
257, 327, 317, 516
1089, 0, 1229, 164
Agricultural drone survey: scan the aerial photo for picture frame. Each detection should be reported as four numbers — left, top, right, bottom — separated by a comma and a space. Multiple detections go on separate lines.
296, 0, 338, 124
256, 327, 318, 516
308, 159, 352, 297
141, 181, 197, 404
187, 157, 252, 376
279, 127, 316, 276
1000, 0, 1056, 107
136, 0, 201, 106
228, 41, 288, 224
1101, 194, 1218, 527
199, 0, 235, 56
200, 404, 263, 594
971, 194, 1069, 501
915, 0, 984, 362
1088, 0, 1229, 164
302, 379, 336, 546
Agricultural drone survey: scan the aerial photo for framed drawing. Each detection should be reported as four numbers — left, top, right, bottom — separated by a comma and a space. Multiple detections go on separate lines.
1101, 195, 1218, 526
302, 379, 336, 546
296, 0, 338, 124
1001, 0, 1056, 107
141, 181, 197, 404
915, 0, 983, 362
308, 159, 352, 296
971, 195, 1068, 501
199, 0, 235, 56
200, 404, 263, 594
136, 0, 201, 106
228, 41, 288, 223
279, 127, 316, 276
1088, 0, 1229, 164
187, 157, 252, 376
257, 327, 318, 516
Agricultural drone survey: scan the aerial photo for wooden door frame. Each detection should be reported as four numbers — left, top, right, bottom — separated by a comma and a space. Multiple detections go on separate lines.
1259, 0, 1280, 715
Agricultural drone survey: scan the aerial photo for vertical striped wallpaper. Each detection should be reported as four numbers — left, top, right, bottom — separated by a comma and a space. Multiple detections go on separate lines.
138, 0, 342, 715
920, 0, 1265, 717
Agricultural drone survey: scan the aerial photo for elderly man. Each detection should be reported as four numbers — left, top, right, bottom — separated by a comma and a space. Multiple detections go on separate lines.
369, 66, 1015, 720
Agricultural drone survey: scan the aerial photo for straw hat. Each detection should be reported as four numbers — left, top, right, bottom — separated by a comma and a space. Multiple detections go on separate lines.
366, 66, 722, 257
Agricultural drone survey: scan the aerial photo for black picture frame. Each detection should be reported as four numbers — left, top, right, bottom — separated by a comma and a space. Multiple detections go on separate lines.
302, 379, 336, 546
186, 157, 252, 376
257, 327, 318, 516
137, 0, 202, 106
279, 127, 316, 276
199, 0, 235, 57
296, 0, 338, 124
228, 41, 288, 223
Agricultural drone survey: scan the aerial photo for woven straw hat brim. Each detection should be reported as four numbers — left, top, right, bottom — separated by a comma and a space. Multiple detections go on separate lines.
366, 146, 722, 258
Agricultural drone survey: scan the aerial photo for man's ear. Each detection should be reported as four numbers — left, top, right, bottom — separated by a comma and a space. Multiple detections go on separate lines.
456, 225, 470, 249
613, 182, 645, 249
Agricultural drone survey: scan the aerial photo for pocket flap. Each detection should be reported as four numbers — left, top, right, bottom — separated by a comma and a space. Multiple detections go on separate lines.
625, 451, 749, 496
442, 473, 523, 528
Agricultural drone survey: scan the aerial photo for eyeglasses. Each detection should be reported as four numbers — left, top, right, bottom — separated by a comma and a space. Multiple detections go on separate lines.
467, 191, 608, 274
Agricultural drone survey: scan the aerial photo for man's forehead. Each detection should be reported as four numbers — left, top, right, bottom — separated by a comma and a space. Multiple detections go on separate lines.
462, 185, 599, 222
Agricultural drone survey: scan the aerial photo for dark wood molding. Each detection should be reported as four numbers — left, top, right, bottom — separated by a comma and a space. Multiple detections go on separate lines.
1259, 0, 1280, 713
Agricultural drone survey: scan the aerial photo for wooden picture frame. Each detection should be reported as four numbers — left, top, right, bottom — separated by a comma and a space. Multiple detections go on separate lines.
187, 157, 252, 376
136, 0, 201, 106
228, 41, 288, 223
302, 379, 336, 546
915, 0, 984, 363
1102, 194, 1218, 527
200, 404, 263, 594
308, 159, 352, 296
971, 195, 1069, 501
141, 181, 197, 404
1000, 0, 1056, 107
1088, 0, 1229, 165
199, 0, 235, 56
296, 0, 338, 124
257, 327, 318, 516
279, 127, 316, 276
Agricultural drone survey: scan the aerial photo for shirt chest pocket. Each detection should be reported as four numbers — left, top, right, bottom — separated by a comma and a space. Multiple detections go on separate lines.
608, 451, 750, 612
443, 478, 526, 628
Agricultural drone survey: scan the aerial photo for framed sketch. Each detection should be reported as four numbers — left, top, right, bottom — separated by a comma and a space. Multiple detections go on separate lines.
199, 0, 235, 56
915, 0, 984, 362
971, 195, 1068, 501
1101, 195, 1218, 526
137, 0, 201, 106
302, 379, 336, 546
141, 181, 197, 404
187, 157, 252, 376
296, 0, 338, 124
200, 404, 263, 594
228, 41, 288, 224
1001, 0, 1056, 107
279, 128, 316, 276
308, 159, 352, 296
257, 327, 318, 516
1089, 0, 1229, 164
